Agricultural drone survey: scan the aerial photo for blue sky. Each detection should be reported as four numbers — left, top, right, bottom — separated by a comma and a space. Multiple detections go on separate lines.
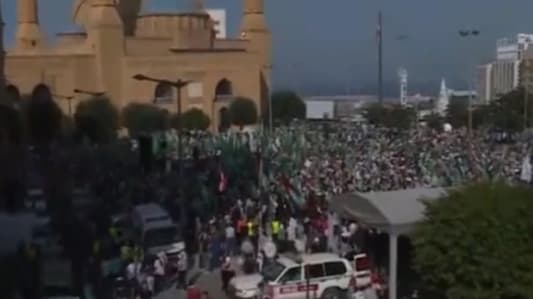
4, 0, 533, 94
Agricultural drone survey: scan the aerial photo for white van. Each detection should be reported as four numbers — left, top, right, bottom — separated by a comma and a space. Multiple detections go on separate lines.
131, 203, 184, 261
230, 253, 353, 299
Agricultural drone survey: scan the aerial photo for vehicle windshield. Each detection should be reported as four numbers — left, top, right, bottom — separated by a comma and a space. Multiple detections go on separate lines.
144, 226, 179, 248
262, 261, 286, 282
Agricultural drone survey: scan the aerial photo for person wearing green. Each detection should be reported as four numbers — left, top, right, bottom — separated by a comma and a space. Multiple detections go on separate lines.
271, 219, 280, 242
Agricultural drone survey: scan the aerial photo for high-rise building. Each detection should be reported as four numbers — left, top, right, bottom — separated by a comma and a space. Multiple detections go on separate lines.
476, 64, 492, 104
206, 9, 227, 38
477, 33, 533, 102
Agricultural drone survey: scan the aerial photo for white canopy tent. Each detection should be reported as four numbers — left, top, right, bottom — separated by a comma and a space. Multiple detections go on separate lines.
330, 187, 447, 299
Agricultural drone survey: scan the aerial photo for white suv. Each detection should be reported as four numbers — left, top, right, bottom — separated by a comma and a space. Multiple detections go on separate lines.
230, 253, 353, 299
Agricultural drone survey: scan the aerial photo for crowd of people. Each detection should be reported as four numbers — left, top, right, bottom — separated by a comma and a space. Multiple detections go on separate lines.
9, 121, 533, 299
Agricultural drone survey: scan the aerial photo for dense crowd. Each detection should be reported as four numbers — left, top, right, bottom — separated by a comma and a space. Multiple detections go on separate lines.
10, 122, 532, 299
168, 123, 531, 207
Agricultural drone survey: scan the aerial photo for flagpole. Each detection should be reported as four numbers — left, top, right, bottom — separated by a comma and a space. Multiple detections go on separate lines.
378, 10, 383, 104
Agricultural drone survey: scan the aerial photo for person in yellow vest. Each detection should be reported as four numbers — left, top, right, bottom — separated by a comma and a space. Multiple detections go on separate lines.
247, 220, 258, 248
271, 219, 280, 242
109, 225, 119, 244
93, 239, 101, 258
120, 241, 133, 264
133, 244, 144, 263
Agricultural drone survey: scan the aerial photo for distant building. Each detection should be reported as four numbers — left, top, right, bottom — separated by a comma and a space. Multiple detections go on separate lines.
496, 33, 533, 61
303, 95, 401, 120
520, 48, 533, 90
491, 60, 520, 97
205, 9, 227, 38
305, 100, 335, 119
476, 64, 492, 103
477, 33, 533, 102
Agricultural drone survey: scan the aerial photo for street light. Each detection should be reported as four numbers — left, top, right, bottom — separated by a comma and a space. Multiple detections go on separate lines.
53, 94, 75, 117
459, 29, 480, 134
73, 89, 105, 97
132, 73, 191, 224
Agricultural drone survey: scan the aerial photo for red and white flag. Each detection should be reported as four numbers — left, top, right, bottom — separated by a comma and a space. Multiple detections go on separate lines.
218, 167, 227, 193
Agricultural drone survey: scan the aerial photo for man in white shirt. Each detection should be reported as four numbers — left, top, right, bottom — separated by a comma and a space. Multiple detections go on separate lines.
225, 223, 236, 255
154, 253, 166, 292
176, 250, 188, 290
125, 260, 141, 281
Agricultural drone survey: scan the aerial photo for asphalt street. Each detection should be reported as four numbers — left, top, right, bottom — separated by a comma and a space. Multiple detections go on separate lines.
156, 257, 242, 299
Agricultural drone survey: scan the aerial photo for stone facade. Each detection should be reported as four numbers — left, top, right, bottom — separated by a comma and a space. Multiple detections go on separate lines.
4, 0, 271, 131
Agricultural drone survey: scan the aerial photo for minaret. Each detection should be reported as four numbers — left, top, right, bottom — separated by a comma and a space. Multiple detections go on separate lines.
240, 0, 271, 122
436, 78, 449, 116
15, 0, 44, 50
86, 0, 125, 107
398, 68, 408, 106
240, 0, 271, 69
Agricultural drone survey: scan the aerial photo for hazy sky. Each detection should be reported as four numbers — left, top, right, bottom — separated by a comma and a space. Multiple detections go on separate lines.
4, 0, 533, 94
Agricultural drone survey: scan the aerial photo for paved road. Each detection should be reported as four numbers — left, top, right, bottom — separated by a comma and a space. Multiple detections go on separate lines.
156, 257, 243, 299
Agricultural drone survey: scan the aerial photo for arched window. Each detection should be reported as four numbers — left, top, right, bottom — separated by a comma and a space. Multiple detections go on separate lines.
31, 84, 52, 102
154, 82, 173, 104
215, 79, 233, 98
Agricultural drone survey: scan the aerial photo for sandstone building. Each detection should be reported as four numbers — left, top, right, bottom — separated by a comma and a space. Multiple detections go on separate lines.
5, 0, 271, 131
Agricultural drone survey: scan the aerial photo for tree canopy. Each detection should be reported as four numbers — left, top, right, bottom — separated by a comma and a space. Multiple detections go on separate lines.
413, 182, 533, 299
229, 97, 258, 128
271, 90, 306, 124
24, 94, 63, 145
0, 104, 23, 145
489, 87, 533, 132
74, 96, 119, 144
363, 103, 416, 129
171, 108, 211, 131
121, 102, 168, 136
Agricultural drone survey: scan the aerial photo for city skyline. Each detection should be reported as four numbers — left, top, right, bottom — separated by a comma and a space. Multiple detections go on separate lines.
4, 0, 533, 94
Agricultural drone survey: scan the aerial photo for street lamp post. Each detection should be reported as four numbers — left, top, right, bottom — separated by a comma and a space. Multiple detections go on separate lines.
132, 74, 191, 224
73, 89, 105, 97
459, 29, 480, 134
54, 94, 75, 117
524, 60, 530, 130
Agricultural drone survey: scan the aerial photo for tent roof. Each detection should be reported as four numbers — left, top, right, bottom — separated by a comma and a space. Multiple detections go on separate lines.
330, 187, 447, 234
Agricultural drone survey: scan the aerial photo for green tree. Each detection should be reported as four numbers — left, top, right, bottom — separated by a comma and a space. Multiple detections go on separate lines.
384, 104, 416, 129
424, 113, 445, 131
0, 104, 23, 145
229, 97, 258, 129
74, 96, 119, 144
171, 108, 211, 131
271, 90, 306, 124
413, 182, 533, 299
363, 104, 415, 129
472, 104, 492, 129
363, 103, 388, 126
445, 96, 469, 128
121, 102, 168, 136
24, 95, 63, 145
489, 87, 533, 132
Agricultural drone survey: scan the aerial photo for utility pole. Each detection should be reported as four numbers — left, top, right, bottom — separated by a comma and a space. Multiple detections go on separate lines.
132, 74, 191, 226
377, 11, 383, 104
459, 29, 480, 134
524, 60, 530, 130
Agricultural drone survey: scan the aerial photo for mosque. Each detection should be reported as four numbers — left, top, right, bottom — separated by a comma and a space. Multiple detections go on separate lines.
4, 0, 271, 131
